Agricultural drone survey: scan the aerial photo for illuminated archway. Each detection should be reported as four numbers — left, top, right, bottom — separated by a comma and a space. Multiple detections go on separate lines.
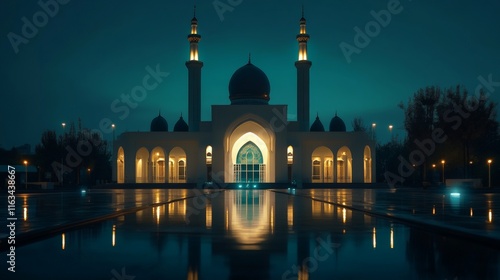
225, 119, 274, 183
151, 147, 166, 183
135, 147, 149, 183
337, 146, 352, 183
169, 147, 187, 183
117, 147, 125, 183
364, 146, 372, 183
311, 146, 334, 183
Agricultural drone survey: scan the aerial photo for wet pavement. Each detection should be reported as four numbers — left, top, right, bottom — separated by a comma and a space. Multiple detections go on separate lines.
282, 188, 499, 244
1, 188, 499, 279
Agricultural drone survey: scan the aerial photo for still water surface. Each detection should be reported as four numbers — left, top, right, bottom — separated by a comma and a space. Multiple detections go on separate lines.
6, 190, 500, 279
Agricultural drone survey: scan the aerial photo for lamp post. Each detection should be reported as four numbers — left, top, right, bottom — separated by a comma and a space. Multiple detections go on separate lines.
23, 160, 28, 189
488, 159, 492, 188
111, 124, 116, 161
441, 160, 445, 185
87, 168, 91, 186
61, 122, 66, 188
371, 123, 376, 141
389, 125, 393, 142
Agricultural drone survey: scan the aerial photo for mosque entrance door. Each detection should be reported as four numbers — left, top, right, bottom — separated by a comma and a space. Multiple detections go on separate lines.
234, 141, 265, 183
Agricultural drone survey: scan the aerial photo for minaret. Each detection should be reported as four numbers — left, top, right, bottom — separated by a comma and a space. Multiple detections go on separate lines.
295, 7, 312, 131
186, 6, 203, 131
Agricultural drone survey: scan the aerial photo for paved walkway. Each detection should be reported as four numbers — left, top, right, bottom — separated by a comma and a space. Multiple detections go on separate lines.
0, 189, 219, 250
276, 188, 500, 245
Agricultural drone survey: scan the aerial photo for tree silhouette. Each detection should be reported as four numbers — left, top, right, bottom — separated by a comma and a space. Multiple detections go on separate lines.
35, 120, 111, 187
399, 85, 499, 185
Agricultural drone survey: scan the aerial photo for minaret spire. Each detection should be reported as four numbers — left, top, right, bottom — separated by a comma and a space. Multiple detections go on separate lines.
297, 7, 309, 61
295, 7, 312, 131
186, 9, 203, 131
188, 5, 201, 60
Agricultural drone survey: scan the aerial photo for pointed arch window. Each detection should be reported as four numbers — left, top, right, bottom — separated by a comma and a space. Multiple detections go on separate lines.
235, 141, 264, 183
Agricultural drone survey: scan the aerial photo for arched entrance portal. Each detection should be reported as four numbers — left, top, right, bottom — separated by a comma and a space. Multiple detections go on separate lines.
235, 141, 265, 183
225, 119, 274, 183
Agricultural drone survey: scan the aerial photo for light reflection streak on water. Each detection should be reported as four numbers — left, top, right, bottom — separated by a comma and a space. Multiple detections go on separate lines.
372, 227, 376, 249
390, 227, 394, 249
206, 202, 212, 229
112, 225, 116, 247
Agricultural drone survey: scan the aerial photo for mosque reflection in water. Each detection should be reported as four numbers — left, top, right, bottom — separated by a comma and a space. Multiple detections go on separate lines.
51, 190, 498, 279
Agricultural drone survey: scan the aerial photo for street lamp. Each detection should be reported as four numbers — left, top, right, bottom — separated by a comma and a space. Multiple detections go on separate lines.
111, 123, 115, 157
23, 160, 28, 189
87, 168, 91, 186
389, 125, 393, 141
371, 123, 376, 140
487, 159, 492, 188
61, 122, 66, 188
441, 160, 445, 185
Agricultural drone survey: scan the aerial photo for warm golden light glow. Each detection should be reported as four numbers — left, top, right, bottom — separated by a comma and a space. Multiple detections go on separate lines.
287, 146, 294, 164
342, 208, 347, 224
488, 159, 493, 164
470, 208, 474, 217
372, 227, 377, 249
298, 48, 307, 61
187, 266, 199, 280
156, 205, 161, 225
432, 205, 436, 215
287, 201, 293, 229
432, 164, 436, 168
489, 209, 493, 223
441, 160, 445, 164
298, 264, 309, 280
206, 202, 212, 229
190, 49, 199, 61
191, 23, 197, 35
390, 227, 394, 249
112, 225, 116, 247
62, 233, 66, 250
23, 206, 27, 221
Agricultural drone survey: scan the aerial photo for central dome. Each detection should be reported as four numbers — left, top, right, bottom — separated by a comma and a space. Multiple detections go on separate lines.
229, 62, 270, 105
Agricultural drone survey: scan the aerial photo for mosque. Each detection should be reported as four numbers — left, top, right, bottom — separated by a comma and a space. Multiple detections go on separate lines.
113, 11, 375, 186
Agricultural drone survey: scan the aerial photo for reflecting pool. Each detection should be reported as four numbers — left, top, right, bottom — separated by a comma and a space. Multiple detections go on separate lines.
2, 190, 500, 279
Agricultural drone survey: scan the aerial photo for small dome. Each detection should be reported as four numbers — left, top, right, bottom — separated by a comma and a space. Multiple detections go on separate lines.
174, 115, 189, 132
150, 113, 168, 132
310, 115, 325, 132
329, 113, 346, 132
229, 62, 270, 105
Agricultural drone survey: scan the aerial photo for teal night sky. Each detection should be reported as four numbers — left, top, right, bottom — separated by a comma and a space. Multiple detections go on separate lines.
1, 0, 499, 149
